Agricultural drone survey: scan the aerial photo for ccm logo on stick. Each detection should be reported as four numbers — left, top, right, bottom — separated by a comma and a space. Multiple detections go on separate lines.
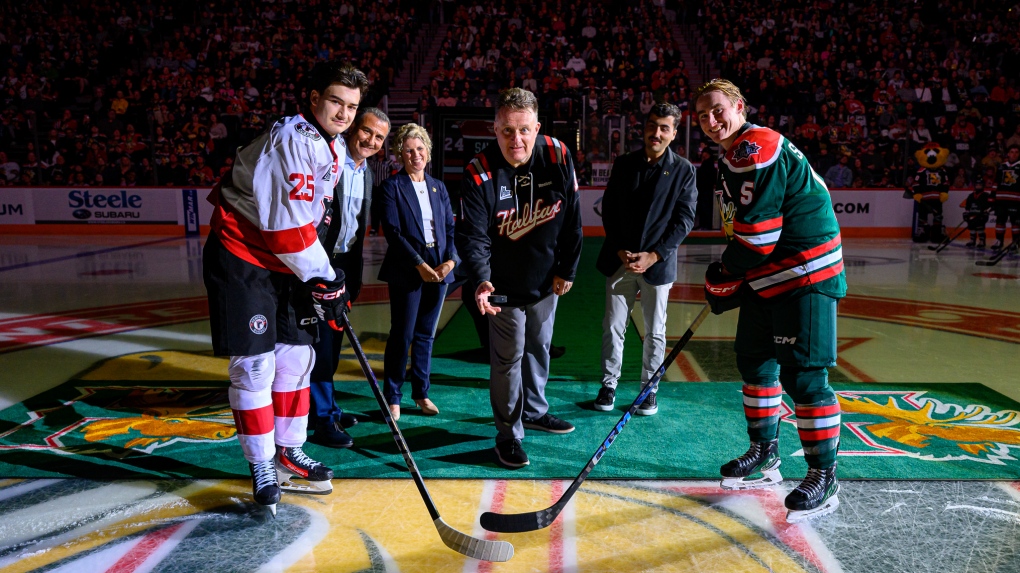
774, 336, 797, 344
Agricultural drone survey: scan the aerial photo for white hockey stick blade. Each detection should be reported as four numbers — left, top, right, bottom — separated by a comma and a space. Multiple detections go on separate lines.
434, 517, 514, 562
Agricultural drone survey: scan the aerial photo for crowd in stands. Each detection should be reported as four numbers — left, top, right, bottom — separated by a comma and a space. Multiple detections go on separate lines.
1, 0, 1018, 190
0, 0, 421, 187
698, 0, 1020, 188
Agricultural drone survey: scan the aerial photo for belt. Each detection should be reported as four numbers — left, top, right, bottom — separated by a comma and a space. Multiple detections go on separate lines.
425, 242, 436, 248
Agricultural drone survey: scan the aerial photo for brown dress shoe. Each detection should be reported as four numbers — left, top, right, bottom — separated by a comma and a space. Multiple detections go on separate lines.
389, 404, 400, 421
415, 398, 439, 416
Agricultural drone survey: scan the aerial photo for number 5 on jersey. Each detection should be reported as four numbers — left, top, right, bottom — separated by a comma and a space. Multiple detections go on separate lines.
289, 173, 316, 201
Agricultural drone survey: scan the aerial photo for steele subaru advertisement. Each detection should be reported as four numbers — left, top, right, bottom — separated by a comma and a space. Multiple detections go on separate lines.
32, 187, 181, 224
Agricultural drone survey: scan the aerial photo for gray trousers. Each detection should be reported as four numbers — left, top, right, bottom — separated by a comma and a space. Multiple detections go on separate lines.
488, 294, 558, 443
601, 267, 671, 391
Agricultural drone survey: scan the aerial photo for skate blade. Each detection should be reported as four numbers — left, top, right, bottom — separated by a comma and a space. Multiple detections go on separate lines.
720, 468, 783, 490
267, 503, 277, 517
278, 476, 333, 495
786, 493, 839, 523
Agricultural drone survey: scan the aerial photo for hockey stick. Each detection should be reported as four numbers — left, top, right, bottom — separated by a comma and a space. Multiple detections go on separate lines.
339, 313, 514, 562
927, 221, 968, 253
479, 304, 712, 533
976, 239, 1019, 267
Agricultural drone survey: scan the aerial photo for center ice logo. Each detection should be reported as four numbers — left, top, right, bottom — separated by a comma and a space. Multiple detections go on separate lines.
835, 390, 1020, 464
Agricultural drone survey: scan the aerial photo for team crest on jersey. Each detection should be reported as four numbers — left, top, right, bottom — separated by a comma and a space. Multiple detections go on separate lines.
499, 186, 512, 200
732, 140, 761, 162
249, 314, 268, 334
496, 199, 563, 240
294, 122, 322, 141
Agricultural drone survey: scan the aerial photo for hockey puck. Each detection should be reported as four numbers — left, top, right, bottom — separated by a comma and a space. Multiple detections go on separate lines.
489, 295, 507, 304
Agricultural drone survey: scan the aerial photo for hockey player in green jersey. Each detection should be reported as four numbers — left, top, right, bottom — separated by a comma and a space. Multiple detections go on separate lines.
694, 79, 846, 523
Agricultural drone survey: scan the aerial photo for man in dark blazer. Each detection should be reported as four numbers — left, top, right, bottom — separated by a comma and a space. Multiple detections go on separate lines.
309, 108, 391, 448
594, 102, 698, 416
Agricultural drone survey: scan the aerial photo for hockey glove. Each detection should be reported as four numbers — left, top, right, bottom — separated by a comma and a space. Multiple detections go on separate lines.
939, 192, 948, 203
308, 278, 350, 331
912, 193, 923, 203
704, 261, 743, 315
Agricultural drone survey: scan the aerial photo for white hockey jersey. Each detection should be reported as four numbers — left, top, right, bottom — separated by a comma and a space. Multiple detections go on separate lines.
209, 114, 343, 283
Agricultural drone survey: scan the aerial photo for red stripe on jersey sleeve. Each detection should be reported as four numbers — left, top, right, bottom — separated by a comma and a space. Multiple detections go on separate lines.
746, 234, 842, 279
756, 261, 844, 298
272, 388, 310, 418
479, 153, 491, 175
260, 223, 319, 256
232, 404, 274, 436
733, 216, 783, 234
545, 136, 557, 163
735, 235, 776, 255
466, 162, 482, 185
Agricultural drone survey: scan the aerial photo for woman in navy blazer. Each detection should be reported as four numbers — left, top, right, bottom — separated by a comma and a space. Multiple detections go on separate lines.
378, 123, 459, 421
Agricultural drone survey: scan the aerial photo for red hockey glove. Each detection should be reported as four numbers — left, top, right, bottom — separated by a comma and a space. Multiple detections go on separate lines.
308, 278, 350, 331
704, 261, 743, 315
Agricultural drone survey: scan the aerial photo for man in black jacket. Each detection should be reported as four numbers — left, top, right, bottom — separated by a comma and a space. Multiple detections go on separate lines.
455, 88, 584, 468
594, 102, 698, 416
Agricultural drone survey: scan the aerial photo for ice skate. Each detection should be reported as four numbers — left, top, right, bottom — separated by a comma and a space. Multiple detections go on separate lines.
250, 460, 281, 516
785, 462, 840, 523
991, 239, 1003, 251
720, 439, 783, 490
275, 446, 334, 495
965, 238, 976, 248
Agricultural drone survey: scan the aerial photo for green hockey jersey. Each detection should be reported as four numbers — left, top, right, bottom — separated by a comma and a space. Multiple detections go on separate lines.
716, 123, 846, 302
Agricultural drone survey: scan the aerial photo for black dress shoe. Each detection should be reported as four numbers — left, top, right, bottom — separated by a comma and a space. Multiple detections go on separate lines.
550, 345, 566, 359
310, 420, 354, 448
338, 411, 358, 428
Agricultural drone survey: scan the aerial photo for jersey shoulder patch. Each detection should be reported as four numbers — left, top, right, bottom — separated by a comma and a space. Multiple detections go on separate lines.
722, 127, 782, 173
293, 121, 322, 141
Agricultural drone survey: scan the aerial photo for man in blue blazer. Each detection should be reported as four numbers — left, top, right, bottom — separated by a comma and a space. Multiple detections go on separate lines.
310, 108, 391, 448
594, 102, 698, 416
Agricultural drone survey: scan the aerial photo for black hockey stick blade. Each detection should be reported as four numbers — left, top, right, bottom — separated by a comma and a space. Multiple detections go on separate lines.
929, 224, 968, 253
480, 304, 712, 533
340, 314, 514, 562
976, 241, 1018, 266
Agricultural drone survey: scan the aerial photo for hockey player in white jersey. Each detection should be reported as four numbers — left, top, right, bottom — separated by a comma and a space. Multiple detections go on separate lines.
203, 60, 368, 515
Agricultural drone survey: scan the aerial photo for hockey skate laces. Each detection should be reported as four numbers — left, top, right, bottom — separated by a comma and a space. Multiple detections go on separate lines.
797, 467, 827, 497
253, 461, 276, 490
287, 447, 322, 470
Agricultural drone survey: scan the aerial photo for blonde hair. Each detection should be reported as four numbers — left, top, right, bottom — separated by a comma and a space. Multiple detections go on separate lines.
693, 79, 747, 119
391, 123, 433, 165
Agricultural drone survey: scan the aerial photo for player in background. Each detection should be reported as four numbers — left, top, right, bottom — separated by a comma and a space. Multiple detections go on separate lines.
962, 177, 991, 249
991, 145, 1020, 251
695, 79, 847, 523
202, 61, 368, 514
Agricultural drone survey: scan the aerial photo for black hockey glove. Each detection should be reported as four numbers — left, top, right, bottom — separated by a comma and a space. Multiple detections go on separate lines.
704, 261, 743, 315
308, 278, 350, 331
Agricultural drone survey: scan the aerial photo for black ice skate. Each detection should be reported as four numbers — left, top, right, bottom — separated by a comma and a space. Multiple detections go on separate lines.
250, 460, 281, 516
785, 462, 840, 523
719, 439, 783, 490
275, 446, 334, 495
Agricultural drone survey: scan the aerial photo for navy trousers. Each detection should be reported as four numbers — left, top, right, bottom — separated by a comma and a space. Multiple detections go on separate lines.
309, 252, 362, 426
384, 248, 447, 405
